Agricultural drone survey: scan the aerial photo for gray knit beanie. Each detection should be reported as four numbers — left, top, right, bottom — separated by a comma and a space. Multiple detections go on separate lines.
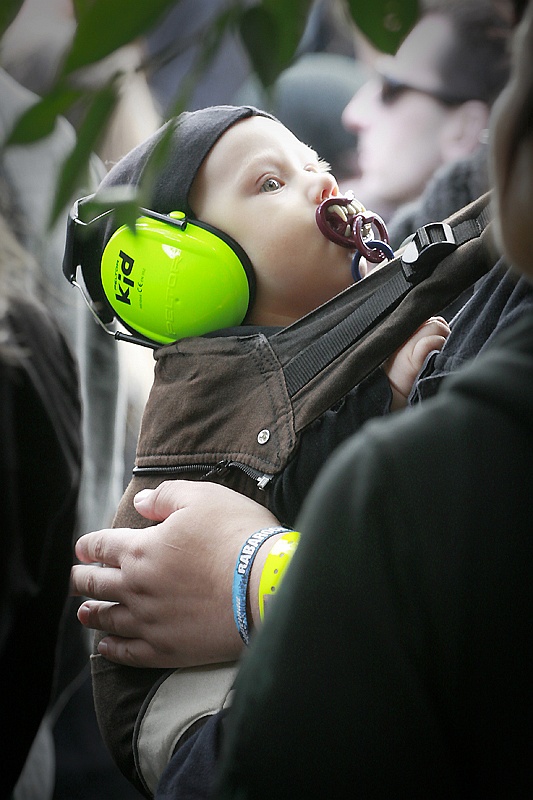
98, 104, 276, 217
77, 105, 275, 318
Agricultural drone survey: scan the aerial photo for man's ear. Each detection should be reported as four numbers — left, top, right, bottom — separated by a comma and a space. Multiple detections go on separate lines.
440, 100, 491, 162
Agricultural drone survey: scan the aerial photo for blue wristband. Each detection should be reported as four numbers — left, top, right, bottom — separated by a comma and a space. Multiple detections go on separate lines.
232, 526, 290, 645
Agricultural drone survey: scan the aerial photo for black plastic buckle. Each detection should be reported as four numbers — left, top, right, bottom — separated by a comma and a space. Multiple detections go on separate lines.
401, 222, 456, 284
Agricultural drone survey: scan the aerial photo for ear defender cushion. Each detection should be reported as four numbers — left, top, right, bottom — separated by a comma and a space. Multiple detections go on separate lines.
100, 212, 255, 345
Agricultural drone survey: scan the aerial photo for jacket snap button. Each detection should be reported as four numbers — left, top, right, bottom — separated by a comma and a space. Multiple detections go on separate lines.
257, 429, 270, 444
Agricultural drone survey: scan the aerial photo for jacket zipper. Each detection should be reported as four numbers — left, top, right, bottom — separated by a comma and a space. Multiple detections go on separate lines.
132, 460, 273, 490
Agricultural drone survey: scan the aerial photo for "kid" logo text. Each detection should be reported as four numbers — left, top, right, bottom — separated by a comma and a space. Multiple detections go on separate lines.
115, 250, 134, 305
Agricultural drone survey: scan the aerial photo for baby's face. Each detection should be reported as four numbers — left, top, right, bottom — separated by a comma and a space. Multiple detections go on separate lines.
490, 1, 533, 281
189, 116, 354, 326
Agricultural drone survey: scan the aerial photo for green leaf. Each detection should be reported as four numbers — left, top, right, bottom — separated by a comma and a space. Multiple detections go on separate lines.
50, 81, 118, 224
81, 189, 142, 232
240, 0, 314, 89
6, 85, 84, 145
264, 0, 313, 66
0, 0, 24, 40
130, 120, 177, 207
240, 7, 279, 88
71, 0, 93, 22
61, 0, 178, 75
346, 0, 420, 54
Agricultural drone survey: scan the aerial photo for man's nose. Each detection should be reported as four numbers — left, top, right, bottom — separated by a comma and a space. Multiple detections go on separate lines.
342, 80, 378, 134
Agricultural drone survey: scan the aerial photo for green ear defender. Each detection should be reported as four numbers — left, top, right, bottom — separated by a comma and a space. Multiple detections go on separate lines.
63, 197, 255, 347
101, 211, 254, 344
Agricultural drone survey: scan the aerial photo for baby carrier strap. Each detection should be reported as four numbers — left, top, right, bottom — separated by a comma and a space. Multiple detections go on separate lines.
130, 192, 494, 487
269, 191, 493, 431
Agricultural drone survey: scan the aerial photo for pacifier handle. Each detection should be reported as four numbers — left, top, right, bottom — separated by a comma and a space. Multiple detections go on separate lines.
315, 193, 394, 282
353, 212, 390, 261
351, 239, 395, 282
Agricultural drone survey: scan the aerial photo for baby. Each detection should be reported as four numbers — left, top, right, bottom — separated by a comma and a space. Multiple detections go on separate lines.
71, 105, 449, 797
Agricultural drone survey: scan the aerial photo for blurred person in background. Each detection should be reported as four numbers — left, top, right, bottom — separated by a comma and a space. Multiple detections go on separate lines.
342, 0, 513, 226
0, 171, 82, 798
1, 1, 156, 796
142, 0, 357, 118
0, 0, 161, 167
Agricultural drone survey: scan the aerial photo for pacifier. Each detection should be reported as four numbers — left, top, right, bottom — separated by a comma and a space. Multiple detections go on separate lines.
316, 191, 394, 281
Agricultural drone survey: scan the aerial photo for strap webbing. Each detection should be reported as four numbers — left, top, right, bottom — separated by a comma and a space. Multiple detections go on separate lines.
284, 270, 410, 397
282, 199, 491, 399
453, 204, 491, 246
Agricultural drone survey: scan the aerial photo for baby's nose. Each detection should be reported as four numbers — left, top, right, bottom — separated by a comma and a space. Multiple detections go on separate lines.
310, 171, 339, 205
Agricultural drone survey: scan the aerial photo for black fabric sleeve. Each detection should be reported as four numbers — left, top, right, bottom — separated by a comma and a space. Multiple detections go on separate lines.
268, 366, 392, 526
155, 711, 228, 800
0, 298, 82, 793
411, 260, 533, 404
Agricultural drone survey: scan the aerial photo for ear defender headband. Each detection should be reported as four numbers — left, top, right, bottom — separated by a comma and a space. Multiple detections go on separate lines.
63, 194, 256, 347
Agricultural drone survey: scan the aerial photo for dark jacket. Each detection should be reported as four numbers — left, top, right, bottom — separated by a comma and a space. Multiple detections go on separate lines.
216, 310, 533, 799
0, 297, 82, 794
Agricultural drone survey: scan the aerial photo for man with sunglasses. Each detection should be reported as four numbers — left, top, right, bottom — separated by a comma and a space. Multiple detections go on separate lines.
343, 0, 513, 226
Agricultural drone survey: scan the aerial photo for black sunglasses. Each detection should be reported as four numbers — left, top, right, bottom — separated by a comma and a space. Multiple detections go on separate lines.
379, 75, 469, 107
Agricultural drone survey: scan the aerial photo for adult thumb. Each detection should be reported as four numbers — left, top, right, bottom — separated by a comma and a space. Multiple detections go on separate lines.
133, 481, 182, 522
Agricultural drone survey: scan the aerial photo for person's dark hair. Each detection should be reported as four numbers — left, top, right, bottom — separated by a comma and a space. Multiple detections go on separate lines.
510, 0, 529, 23
424, 0, 514, 105
501, 0, 533, 188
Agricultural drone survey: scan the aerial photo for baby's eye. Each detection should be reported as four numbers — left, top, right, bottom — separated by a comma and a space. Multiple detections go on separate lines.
260, 177, 282, 192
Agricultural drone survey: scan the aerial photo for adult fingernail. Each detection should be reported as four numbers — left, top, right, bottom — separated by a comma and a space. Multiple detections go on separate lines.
134, 489, 153, 505
98, 640, 108, 656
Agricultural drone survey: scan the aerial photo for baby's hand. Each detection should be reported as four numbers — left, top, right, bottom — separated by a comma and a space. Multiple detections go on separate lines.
384, 316, 450, 410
